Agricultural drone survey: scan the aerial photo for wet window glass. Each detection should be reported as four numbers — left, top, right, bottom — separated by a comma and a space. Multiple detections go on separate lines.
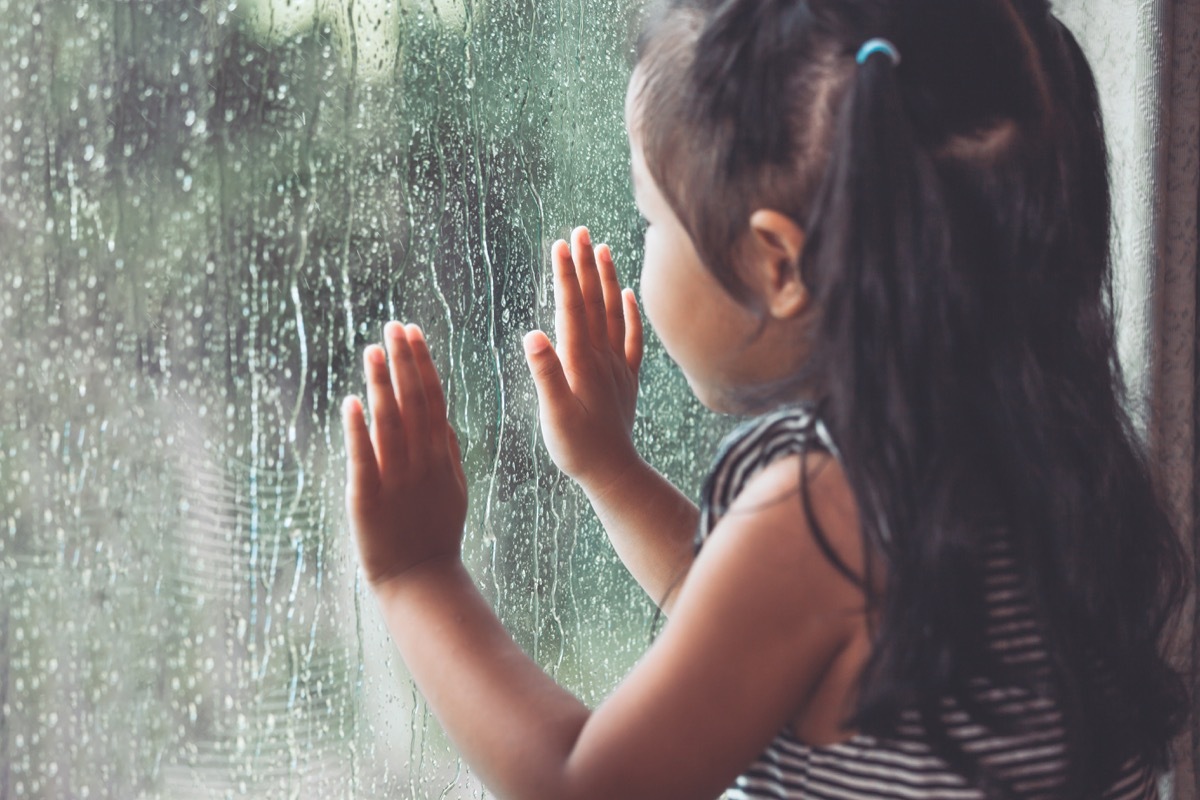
0, 1, 732, 796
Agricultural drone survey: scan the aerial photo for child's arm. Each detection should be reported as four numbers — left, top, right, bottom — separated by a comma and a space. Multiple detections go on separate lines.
522, 228, 699, 609
577, 453, 698, 611
343, 321, 863, 800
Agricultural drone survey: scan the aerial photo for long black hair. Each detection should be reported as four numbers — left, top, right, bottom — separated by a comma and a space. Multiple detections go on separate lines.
631, 0, 1188, 796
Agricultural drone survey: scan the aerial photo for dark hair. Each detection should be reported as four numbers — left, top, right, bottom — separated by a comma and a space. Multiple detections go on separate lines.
632, 0, 1188, 796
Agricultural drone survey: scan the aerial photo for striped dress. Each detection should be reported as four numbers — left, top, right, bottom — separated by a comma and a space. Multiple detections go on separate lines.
696, 405, 1159, 800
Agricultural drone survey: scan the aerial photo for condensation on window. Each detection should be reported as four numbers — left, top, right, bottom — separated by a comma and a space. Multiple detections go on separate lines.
0, 1, 730, 797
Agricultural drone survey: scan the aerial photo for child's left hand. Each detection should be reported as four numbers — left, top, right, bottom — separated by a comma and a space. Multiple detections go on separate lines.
341, 321, 468, 590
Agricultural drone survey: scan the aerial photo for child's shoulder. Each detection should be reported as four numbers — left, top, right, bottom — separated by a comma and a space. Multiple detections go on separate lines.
695, 403, 866, 600
701, 405, 851, 541
669, 411, 867, 735
705, 404, 832, 491
715, 445, 863, 578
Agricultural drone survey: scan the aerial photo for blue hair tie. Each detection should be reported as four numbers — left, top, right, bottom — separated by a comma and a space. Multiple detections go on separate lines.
856, 38, 901, 66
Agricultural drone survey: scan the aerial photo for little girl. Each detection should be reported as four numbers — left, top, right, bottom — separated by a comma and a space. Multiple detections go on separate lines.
341, 0, 1188, 797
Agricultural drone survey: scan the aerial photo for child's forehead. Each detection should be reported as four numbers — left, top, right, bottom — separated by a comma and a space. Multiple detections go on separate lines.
623, 98, 649, 183
623, 66, 655, 151
623, 69, 644, 129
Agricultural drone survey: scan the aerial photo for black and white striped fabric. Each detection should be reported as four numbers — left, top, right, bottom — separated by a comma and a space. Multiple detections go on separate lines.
696, 405, 1158, 800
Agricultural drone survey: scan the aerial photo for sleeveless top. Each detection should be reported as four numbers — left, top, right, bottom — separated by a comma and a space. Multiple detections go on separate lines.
696, 405, 1159, 800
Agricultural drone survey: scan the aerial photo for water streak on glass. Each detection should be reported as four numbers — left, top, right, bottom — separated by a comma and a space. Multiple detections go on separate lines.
0, 0, 731, 797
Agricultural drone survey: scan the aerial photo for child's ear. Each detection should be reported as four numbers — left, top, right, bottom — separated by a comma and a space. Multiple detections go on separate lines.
746, 209, 809, 320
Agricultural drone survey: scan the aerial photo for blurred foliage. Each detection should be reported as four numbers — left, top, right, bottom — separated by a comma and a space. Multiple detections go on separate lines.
0, 0, 732, 797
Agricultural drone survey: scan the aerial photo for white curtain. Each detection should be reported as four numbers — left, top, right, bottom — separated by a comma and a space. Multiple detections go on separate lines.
1056, 0, 1199, 796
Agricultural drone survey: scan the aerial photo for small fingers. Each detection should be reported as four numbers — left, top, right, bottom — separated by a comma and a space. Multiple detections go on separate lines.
523, 329, 575, 410
385, 322, 430, 466
597, 244, 626, 355
364, 344, 405, 469
572, 227, 609, 349
406, 323, 449, 442
623, 288, 644, 377
342, 395, 381, 495
552, 239, 590, 363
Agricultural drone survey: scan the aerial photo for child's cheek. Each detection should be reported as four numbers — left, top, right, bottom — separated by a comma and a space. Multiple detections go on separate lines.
638, 230, 665, 338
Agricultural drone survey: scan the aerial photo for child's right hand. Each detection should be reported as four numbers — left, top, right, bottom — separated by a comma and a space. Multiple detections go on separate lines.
523, 227, 644, 495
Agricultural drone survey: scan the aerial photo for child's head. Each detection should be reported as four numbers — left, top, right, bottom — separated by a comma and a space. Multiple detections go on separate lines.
626, 0, 1108, 411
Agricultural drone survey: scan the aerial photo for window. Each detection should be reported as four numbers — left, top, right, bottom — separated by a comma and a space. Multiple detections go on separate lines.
5, 1, 1174, 797
0, 1, 730, 796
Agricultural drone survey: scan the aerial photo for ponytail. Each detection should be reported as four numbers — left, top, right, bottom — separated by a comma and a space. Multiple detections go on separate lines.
803, 42, 945, 556
800, 9, 1186, 794
801, 41, 1010, 784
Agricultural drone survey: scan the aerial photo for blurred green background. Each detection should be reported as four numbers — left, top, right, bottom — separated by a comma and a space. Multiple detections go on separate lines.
0, 1, 733, 797
2, 1, 1166, 797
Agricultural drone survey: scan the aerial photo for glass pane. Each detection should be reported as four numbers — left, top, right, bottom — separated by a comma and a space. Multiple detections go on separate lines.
0, 1, 733, 797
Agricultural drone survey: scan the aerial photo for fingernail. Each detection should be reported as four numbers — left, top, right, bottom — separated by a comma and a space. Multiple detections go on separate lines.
578, 227, 591, 247
523, 331, 549, 354
368, 346, 385, 364
407, 323, 424, 339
